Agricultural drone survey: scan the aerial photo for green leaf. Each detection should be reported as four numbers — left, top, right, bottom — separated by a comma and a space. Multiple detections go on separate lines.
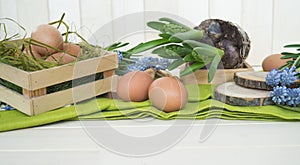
159, 33, 171, 39
169, 29, 204, 43
152, 46, 181, 59
159, 17, 191, 30
152, 47, 165, 54
105, 42, 129, 51
284, 44, 300, 48
281, 52, 300, 56
208, 54, 222, 82
191, 50, 207, 63
194, 47, 221, 58
165, 44, 191, 57
278, 63, 290, 70
294, 56, 300, 68
281, 52, 297, 55
164, 49, 182, 59
192, 47, 223, 64
147, 21, 166, 31
193, 47, 224, 62
183, 54, 195, 62
182, 40, 216, 50
176, 47, 192, 57
180, 62, 206, 77
168, 59, 185, 71
152, 45, 189, 59
281, 54, 300, 59
126, 38, 169, 55
287, 61, 295, 65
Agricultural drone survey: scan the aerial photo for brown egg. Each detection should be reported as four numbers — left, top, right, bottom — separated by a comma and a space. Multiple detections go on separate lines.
262, 54, 291, 71
31, 24, 63, 57
117, 71, 154, 102
15, 46, 42, 59
23, 47, 42, 59
45, 52, 76, 64
148, 77, 188, 112
63, 43, 81, 57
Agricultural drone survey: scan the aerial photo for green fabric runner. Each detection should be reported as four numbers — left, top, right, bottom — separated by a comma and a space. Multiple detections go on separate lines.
0, 84, 300, 132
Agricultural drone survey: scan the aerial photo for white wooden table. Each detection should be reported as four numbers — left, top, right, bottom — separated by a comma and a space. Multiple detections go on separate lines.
2, 66, 299, 165
1, 119, 300, 165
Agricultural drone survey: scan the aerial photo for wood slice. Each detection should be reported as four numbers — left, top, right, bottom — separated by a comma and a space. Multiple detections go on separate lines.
234, 71, 300, 90
234, 71, 272, 90
214, 82, 273, 106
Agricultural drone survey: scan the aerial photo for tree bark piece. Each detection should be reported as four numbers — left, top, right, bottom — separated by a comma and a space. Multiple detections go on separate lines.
234, 71, 272, 90
214, 82, 273, 106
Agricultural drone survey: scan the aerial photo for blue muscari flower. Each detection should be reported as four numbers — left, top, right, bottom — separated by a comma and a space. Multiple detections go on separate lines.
266, 69, 281, 87
0, 104, 14, 110
267, 67, 300, 107
286, 88, 300, 107
295, 91, 300, 106
270, 86, 289, 104
280, 66, 299, 86
124, 57, 173, 73
117, 50, 123, 62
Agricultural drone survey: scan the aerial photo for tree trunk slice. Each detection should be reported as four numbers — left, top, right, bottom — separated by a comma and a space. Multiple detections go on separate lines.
214, 82, 273, 106
234, 71, 300, 90
234, 71, 272, 90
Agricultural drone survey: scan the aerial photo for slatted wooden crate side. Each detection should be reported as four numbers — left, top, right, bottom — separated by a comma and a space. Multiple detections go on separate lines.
30, 75, 114, 115
0, 69, 115, 116
0, 62, 31, 89
0, 52, 117, 91
2, 52, 116, 97
28, 52, 118, 90
0, 84, 33, 115
0, 52, 118, 116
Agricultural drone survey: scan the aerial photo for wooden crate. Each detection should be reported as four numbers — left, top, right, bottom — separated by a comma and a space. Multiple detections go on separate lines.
0, 51, 118, 116
182, 62, 254, 84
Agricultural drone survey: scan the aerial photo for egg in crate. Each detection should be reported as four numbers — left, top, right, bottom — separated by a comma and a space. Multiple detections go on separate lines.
30, 24, 64, 56
46, 52, 77, 64
45, 43, 81, 64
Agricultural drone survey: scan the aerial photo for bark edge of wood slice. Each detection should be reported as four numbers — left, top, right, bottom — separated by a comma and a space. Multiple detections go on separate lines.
214, 82, 273, 106
234, 71, 300, 90
234, 71, 272, 90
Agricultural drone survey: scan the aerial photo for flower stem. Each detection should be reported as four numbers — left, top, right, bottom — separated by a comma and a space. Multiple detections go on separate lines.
292, 55, 300, 68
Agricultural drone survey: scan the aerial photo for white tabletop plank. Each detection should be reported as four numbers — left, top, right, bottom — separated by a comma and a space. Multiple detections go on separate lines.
1, 120, 300, 165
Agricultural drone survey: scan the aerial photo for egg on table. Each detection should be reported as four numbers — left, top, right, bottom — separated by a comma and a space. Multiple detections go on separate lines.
148, 77, 188, 112
262, 54, 291, 71
117, 71, 154, 102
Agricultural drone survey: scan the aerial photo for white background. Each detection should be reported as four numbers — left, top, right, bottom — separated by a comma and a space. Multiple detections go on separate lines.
1, 0, 300, 66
